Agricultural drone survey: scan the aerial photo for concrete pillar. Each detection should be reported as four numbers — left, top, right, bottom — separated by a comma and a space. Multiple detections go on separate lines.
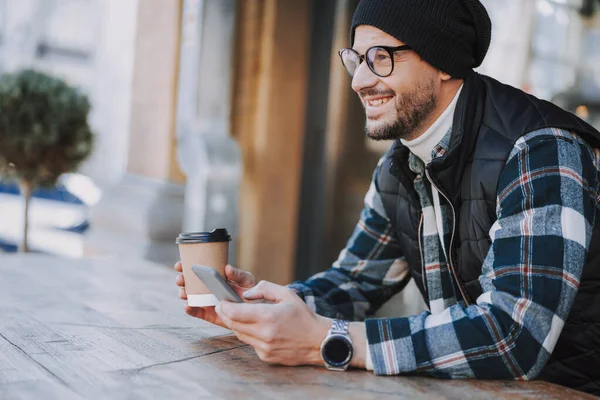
176, 0, 242, 265
85, 0, 185, 265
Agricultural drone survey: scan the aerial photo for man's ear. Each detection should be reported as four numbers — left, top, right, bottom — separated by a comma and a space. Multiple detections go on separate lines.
439, 70, 453, 82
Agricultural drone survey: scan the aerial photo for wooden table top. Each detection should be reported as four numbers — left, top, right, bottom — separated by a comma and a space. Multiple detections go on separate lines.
0, 254, 595, 400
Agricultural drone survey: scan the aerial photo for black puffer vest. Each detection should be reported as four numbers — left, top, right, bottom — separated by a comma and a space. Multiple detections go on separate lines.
378, 72, 600, 394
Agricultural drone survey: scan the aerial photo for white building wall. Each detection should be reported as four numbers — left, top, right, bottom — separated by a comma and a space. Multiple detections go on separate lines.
0, 0, 139, 187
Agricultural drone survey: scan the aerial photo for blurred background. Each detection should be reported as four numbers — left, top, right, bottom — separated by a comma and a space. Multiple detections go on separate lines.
0, 0, 599, 290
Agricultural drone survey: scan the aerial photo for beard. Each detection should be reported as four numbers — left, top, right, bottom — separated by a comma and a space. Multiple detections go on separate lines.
363, 75, 437, 141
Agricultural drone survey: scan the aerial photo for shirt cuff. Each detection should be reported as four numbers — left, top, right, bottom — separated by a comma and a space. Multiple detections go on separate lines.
365, 318, 418, 375
365, 325, 374, 370
365, 344, 374, 370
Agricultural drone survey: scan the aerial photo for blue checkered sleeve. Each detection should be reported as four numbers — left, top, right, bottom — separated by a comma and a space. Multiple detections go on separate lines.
365, 129, 599, 379
288, 158, 411, 321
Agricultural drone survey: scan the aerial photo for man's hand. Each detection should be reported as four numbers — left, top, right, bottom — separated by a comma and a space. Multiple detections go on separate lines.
174, 261, 256, 328
214, 280, 333, 366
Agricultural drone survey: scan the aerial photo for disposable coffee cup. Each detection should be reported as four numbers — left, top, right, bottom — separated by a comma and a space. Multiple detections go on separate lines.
176, 228, 231, 307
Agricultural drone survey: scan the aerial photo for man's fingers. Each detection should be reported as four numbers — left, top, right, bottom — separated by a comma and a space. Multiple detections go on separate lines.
175, 274, 185, 287
216, 308, 238, 331
225, 265, 256, 288
185, 306, 205, 319
231, 330, 264, 352
179, 287, 187, 300
216, 307, 264, 337
242, 281, 291, 303
185, 306, 226, 328
174, 261, 183, 273
217, 301, 272, 324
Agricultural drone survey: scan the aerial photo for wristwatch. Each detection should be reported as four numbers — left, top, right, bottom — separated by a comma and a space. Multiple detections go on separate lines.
320, 319, 353, 371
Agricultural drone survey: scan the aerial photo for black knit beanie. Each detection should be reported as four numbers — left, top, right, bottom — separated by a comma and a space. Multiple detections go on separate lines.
350, 0, 492, 78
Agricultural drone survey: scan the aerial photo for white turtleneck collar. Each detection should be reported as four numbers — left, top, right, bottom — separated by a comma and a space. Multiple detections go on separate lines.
400, 84, 463, 164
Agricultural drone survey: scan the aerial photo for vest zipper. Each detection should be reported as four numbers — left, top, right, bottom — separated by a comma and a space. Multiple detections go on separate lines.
424, 168, 471, 307
417, 212, 427, 296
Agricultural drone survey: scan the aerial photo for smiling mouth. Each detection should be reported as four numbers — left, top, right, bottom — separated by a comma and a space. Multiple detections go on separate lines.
366, 97, 393, 107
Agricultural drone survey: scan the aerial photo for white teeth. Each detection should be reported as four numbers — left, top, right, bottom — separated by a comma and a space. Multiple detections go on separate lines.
367, 97, 391, 107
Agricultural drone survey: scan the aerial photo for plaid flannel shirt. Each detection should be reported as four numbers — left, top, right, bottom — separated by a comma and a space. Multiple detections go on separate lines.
288, 127, 600, 379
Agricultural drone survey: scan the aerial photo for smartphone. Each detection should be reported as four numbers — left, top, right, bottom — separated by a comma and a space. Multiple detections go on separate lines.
191, 265, 243, 303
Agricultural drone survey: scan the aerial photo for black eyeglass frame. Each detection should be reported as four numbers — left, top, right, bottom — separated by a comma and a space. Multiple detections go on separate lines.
338, 45, 413, 78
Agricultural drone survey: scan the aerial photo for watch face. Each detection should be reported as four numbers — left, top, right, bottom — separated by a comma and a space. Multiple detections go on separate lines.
323, 335, 353, 367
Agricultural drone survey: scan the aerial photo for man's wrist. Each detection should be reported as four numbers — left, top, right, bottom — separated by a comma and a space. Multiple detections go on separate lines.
311, 318, 366, 369
310, 315, 333, 365
348, 322, 366, 369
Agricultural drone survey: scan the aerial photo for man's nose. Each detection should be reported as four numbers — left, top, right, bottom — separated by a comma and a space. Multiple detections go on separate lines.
351, 61, 378, 94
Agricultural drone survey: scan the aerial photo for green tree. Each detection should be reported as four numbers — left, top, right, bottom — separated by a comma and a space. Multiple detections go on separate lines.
0, 69, 94, 252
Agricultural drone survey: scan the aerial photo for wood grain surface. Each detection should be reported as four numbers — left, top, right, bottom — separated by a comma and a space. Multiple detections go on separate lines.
0, 254, 595, 400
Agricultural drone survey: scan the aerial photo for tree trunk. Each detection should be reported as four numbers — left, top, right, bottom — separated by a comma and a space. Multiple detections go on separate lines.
19, 180, 33, 253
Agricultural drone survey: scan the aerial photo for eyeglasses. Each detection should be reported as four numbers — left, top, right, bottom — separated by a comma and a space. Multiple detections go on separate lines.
338, 45, 413, 78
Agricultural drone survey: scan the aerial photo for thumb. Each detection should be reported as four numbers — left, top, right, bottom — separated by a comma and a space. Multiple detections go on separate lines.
225, 264, 256, 288
242, 281, 289, 303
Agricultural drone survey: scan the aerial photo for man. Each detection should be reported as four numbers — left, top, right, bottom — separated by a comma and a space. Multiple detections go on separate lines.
175, 0, 600, 394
